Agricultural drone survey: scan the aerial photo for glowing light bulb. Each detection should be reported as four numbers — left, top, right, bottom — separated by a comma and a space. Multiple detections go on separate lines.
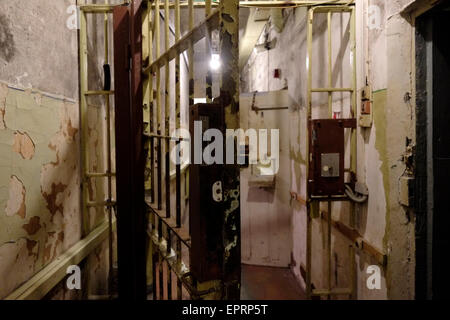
210, 54, 221, 70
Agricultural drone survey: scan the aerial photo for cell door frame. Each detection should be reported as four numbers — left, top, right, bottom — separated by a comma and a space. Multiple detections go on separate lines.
415, 1, 450, 300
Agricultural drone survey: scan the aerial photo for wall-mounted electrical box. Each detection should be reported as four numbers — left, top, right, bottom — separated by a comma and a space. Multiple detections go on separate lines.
360, 85, 373, 128
189, 103, 225, 282
308, 119, 356, 196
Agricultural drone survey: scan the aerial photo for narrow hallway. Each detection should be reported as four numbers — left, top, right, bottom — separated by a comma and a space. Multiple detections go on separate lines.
1, 0, 449, 302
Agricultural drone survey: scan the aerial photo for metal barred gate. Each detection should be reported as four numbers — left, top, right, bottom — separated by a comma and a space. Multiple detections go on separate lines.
78, 0, 375, 301
112, 0, 241, 300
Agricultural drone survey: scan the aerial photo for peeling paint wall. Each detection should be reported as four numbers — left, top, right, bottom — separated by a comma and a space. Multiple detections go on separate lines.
241, 0, 421, 300
0, 83, 81, 299
0, 0, 117, 299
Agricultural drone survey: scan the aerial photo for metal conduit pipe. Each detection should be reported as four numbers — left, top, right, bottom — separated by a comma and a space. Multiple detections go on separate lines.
345, 184, 368, 204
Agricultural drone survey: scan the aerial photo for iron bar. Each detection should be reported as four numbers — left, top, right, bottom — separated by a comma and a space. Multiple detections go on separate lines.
142, 10, 220, 74
164, 0, 171, 220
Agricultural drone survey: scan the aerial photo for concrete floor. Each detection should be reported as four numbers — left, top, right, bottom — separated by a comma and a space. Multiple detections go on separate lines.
241, 265, 305, 300
148, 264, 305, 300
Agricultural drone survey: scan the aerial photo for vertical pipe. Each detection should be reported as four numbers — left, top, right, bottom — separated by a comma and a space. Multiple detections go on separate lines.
206, 0, 212, 15
104, 1, 114, 299
159, 253, 164, 299
151, 214, 157, 300
158, 216, 163, 299
205, 0, 213, 102
327, 11, 332, 118
176, 240, 182, 300
167, 231, 172, 300
80, 10, 90, 237
155, 0, 162, 211
349, 7, 357, 299
174, 0, 182, 299
187, 0, 194, 237
326, 10, 332, 301
306, 8, 313, 120
155, 0, 161, 59
350, 7, 357, 177
305, 7, 314, 300
327, 201, 332, 300
175, 0, 181, 229
79, 9, 91, 298
188, 0, 194, 108
164, 0, 171, 219
143, 2, 155, 296
149, 6, 155, 204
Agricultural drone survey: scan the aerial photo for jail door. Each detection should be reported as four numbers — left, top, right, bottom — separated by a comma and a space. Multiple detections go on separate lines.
113, 0, 241, 300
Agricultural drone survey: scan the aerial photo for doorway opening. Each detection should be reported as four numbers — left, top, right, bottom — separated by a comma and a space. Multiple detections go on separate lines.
415, 1, 450, 300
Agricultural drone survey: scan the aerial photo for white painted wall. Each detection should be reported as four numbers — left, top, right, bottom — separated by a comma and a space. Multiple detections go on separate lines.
240, 0, 422, 299
240, 90, 292, 267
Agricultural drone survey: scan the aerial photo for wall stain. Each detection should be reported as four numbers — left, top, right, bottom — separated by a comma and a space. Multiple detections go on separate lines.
13, 131, 36, 160
5, 175, 26, 219
26, 239, 38, 257
0, 83, 7, 129
42, 182, 68, 218
22, 216, 42, 235
0, 13, 16, 62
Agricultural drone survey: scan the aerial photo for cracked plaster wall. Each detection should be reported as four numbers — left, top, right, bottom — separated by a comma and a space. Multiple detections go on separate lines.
0, 0, 116, 299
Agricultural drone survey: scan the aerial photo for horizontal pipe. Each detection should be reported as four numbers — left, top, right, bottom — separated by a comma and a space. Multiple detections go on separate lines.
87, 201, 117, 208
84, 90, 115, 96
312, 5, 354, 13
151, 2, 218, 8
311, 88, 354, 93
79, 2, 129, 13
151, 1, 353, 8
80, 5, 117, 13
252, 106, 289, 112
312, 288, 352, 296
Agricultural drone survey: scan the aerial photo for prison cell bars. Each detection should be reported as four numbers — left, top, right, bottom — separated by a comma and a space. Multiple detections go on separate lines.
142, 0, 224, 300
79, 1, 119, 299
305, 5, 357, 300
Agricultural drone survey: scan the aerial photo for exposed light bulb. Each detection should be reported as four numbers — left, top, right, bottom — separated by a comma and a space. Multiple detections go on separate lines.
210, 54, 221, 71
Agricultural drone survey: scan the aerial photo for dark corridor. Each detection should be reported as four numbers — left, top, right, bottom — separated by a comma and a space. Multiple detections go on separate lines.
416, 2, 450, 300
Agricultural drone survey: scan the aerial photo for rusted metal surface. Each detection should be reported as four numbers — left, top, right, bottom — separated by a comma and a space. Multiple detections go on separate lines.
219, 0, 240, 300
113, 0, 147, 300
189, 103, 225, 283
308, 119, 356, 196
